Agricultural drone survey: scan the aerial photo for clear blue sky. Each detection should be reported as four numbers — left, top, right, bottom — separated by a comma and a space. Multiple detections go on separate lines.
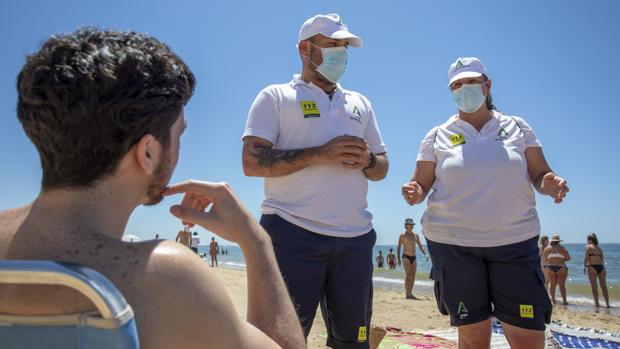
1, 1, 619, 244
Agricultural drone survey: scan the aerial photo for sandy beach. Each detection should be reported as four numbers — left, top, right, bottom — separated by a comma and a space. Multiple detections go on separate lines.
212, 267, 620, 348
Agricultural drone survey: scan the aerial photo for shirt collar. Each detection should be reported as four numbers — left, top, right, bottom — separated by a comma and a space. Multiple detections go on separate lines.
290, 74, 344, 95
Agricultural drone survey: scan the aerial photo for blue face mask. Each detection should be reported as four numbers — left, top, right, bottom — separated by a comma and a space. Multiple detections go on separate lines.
307, 43, 348, 83
452, 83, 486, 113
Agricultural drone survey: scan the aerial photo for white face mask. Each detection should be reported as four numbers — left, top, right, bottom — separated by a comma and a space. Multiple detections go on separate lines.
305, 42, 348, 83
452, 83, 486, 113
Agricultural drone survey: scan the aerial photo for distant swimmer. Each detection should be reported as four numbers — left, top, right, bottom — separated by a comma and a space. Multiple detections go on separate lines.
375, 251, 385, 268
209, 237, 219, 267
584, 233, 609, 308
387, 249, 396, 269
397, 218, 428, 299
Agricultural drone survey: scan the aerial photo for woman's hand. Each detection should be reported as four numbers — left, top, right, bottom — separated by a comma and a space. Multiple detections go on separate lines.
402, 181, 424, 205
541, 172, 569, 204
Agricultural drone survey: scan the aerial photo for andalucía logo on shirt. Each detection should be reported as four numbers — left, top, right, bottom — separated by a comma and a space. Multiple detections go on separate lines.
350, 106, 362, 124
496, 128, 509, 140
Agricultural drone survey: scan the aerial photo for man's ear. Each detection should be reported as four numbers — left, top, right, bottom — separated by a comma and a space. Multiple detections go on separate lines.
133, 134, 162, 175
299, 40, 310, 58
484, 79, 493, 96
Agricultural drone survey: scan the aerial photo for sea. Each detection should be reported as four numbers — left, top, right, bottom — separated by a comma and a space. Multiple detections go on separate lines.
198, 243, 620, 316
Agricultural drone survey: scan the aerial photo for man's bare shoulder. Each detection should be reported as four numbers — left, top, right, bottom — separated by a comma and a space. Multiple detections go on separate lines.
129, 241, 249, 349
0, 205, 31, 236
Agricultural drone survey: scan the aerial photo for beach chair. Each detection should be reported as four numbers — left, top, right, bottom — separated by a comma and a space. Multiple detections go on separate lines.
0, 260, 139, 349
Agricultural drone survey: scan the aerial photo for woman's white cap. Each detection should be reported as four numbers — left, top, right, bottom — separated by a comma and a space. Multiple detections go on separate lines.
448, 57, 488, 86
298, 13, 363, 48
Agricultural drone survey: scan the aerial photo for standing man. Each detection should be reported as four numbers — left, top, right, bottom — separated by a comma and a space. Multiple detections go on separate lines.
242, 13, 388, 349
209, 237, 220, 267
397, 218, 428, 299
190, 231, 200, 254
175, 225, 191, 247
375, 251, 385, 269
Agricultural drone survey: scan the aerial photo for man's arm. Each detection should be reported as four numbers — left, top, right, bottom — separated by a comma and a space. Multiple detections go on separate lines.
363, 153, 388, 181
175, 231, 180, 243
415, 235, 428, 259
163, 180, 305, 349
242, 135, 369, 177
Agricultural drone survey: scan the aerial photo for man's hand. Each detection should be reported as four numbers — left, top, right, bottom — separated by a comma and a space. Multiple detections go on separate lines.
540, 172, 569, 204
163, 180, 266, 248
317, 135, 369, 169
402, 181, 425, 205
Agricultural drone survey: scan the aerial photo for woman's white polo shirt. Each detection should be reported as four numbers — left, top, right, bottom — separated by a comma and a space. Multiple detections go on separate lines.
417, 111, 542, 247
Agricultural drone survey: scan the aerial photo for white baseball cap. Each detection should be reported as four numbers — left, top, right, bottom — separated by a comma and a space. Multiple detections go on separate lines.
448, 57, 488, 86
298, 13, 363, 48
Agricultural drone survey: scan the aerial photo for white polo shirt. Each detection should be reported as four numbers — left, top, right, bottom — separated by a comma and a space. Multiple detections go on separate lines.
243, 75, 387, 237
417, 111, 542, 247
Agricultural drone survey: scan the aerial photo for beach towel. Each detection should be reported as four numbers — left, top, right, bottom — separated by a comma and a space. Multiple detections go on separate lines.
318, 328, 457, 349
378, 327, 457, 349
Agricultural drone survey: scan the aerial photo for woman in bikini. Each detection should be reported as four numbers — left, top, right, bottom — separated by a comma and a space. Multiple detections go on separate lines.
543, 234, 571, 304
539, 235, 550, 291
584, 233, 610, 308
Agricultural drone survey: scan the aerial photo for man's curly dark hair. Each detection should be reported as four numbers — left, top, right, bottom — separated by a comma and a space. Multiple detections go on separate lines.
17, 28, 195, 189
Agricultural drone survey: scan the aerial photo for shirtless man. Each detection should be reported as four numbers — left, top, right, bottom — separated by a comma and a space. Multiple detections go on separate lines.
209, 237, 220, 267
397, 218, 428, 299
375, 251, 385, 268
0, 28, 304, 349
175, 225, 191, 247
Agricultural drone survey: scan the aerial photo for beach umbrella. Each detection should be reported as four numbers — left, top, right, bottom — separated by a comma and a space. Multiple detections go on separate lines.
122, 234, 141, 243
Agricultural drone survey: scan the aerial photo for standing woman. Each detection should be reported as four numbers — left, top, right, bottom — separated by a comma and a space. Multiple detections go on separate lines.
402, 57, 569, 349
539, 235, 550, 291
543, 235, 571, 305
584, 233, 610, 307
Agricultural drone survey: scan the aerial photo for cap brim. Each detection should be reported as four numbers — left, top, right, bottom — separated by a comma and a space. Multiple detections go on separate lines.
448, 71, 483, 87
329, 30, 363, 48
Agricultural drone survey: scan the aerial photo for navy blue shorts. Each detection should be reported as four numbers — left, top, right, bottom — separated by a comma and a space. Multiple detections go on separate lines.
261, 214, 376, 349
427, 236, 552, 331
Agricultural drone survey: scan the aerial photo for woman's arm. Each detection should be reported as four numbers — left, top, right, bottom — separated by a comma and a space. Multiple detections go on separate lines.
402, 161, 436, 205
525, 147, 569, 203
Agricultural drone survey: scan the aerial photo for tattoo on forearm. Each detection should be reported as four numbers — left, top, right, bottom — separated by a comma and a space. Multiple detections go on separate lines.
249, 144, 305, 168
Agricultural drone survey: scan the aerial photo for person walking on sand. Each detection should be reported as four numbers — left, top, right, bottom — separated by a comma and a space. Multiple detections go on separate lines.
242, 13, 388, 348
397, 218, 429, 299
402, 57, 568, 349
175, 225, 191, 247
375, 251, 385, 268
539, 235, 550, 290
543, 235, 571, 305
584, 233, 610, 308
209, 237, 219, 267
190, 231, 200, 254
